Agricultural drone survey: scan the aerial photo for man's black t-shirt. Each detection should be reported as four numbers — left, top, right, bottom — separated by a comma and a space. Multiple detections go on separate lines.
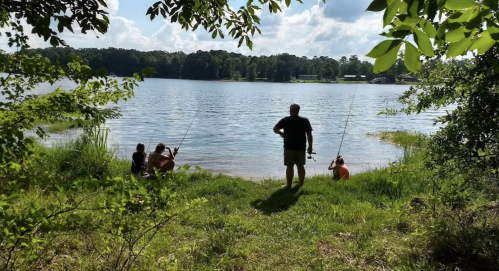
275, 115, 312, 151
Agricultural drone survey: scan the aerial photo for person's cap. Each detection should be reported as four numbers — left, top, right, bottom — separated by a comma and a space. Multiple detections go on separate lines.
290, 103, 300, 110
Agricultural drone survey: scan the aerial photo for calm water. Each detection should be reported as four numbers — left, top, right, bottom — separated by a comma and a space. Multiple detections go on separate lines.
28, 78, 448, 179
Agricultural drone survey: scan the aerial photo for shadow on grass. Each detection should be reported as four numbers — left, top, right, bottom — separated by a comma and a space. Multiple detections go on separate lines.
251, 186, 303, 215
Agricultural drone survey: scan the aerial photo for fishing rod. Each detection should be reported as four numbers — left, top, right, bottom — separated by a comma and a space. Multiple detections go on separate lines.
336, 86, 357, 159
145, 129, 155, 153
175, 97, 206, 154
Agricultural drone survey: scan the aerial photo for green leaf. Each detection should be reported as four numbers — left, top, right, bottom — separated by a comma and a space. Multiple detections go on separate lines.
383, 25, 413, 38
488, 22, 499, 40
436, 20, 448, 41
7, 193, 21, 201
420, 18, 437, 38
49, 36, 59, 47
384, 0, 401, 27
194, 1, 201, 11
285, 0, 291, 7
366, 39, 403, 58
399, 0, 408, 14
426, 0, 439, 21
493, 60, 499, 74
246, 36, 253, 50
398, 14, 419, 24
444, 0, 478, 10
445, 27, 465, 42
446, 37, 471, 57
484, 0, 498, 10
469, 35, 496, 55
212, 30, 217, 39
407, 0, 420, 17
271, 1, 280, 12
448, 11, 468, 23
366, 0, 395, 11
373, 43, 402, 73
413, 29, 435, 56
404, 41, 422, 73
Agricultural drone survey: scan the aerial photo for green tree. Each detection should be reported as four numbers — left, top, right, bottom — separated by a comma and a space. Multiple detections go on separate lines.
369, 0, 499, 174
247, 63, 257, 81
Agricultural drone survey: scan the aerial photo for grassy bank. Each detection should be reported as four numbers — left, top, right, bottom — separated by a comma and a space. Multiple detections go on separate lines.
2, 130, 498, 270
33, 119, 87, 133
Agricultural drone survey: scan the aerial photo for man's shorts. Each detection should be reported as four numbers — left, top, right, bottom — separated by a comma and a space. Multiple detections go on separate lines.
283, 148, 306, 166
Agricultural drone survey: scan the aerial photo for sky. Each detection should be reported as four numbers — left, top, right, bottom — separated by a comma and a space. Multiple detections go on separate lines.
2, 0, 387, 61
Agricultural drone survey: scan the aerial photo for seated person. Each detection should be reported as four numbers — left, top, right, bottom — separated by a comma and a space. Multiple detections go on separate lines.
131, 143, 148, 175
328, 156, 350, 180
146, 143, 178, 174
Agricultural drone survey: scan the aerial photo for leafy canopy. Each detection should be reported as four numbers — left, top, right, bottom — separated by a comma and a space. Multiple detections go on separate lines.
146, 0, 323, 50
366, 0, 499, 74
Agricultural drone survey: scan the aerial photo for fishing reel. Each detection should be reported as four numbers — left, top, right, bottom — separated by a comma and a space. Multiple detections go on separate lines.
307, 152, 317, 161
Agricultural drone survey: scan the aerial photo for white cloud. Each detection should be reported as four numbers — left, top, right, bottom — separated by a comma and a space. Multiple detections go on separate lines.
105, 0, 120, 16
0, 1, 386, 62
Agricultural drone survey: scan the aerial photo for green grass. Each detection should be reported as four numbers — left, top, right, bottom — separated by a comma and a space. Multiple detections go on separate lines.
46, 120, 83, 133
33, 119, 87, 133
338, 80, 369, 84
367, 130, 428, 149
4, 131, 498, 270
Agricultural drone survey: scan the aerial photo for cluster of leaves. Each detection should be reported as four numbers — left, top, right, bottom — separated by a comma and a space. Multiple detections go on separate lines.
0, 52, 152, 139
0, 124, 207, 269
401, 46, 499, 178
0, 0, 110, 48
366, 0, 499, 74
146, 0, 321, 49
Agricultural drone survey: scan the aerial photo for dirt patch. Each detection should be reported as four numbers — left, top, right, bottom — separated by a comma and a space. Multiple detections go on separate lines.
317, 240, 345, 258
332, 232, 353, 242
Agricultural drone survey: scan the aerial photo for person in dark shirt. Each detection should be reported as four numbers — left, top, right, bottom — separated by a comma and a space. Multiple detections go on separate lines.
273, 103, 313, 188
131, 143, 148, 175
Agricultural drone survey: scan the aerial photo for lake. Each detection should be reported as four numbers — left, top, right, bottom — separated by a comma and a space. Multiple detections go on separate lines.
30, 78, 447, 179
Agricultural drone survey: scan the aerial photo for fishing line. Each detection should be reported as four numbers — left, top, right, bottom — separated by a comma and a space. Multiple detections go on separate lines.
145, 129, 155, 153
176, 97, 206, 151
337, 86, 357, 158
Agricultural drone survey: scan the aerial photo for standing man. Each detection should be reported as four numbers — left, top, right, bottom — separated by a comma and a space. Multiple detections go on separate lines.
273, 103, 313, 188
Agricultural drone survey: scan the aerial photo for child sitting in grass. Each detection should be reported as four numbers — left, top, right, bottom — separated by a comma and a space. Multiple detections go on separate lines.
328, 156, 350, 180
131, 143, 148, 175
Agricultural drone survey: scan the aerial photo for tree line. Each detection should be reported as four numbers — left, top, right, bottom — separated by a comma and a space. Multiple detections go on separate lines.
25, 47, 446, 83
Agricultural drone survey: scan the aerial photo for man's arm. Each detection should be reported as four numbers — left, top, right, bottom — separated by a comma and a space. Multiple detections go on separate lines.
306, 131, 313, 154
164, 147, 175, 160
273, 125, 284, 138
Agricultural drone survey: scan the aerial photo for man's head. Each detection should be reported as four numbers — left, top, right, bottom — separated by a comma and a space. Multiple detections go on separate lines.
289, 103, 300, 116
155, 143, 166, 153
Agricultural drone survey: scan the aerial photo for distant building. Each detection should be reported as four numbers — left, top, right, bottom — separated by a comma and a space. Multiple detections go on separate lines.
343, 75, 366, 81
298, 75, 318, 80
369, 77, 386, 84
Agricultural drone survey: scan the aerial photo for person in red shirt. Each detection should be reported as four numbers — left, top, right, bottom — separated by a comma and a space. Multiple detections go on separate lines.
328, 156, 350, 180
146, 143, 178, 174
